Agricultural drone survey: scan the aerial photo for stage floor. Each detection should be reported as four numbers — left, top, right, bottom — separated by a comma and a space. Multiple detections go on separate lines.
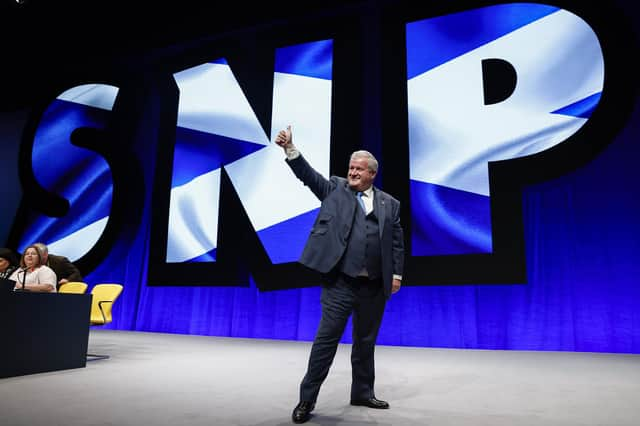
1, 329, 639, 426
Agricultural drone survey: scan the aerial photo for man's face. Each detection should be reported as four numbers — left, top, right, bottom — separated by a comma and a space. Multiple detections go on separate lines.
347, 157, 376, 191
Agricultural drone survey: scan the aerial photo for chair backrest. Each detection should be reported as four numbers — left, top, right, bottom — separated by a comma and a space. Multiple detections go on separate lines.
90, 284, 123, 325
58, 281, 88, 294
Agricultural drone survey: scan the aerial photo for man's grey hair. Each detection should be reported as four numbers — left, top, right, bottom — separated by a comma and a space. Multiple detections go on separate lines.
350, 150, 378, 173
33, 242, 49, 256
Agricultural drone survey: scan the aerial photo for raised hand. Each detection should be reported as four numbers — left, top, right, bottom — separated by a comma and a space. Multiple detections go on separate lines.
275, 125, 293, 150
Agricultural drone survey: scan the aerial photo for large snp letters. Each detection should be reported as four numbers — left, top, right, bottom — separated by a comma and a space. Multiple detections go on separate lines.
407, 4, 603, 257
14, 3, 611, 287
16, 85, 118, 259
167, 41, 332, 264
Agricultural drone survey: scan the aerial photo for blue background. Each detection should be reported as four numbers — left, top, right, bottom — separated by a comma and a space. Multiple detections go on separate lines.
1, 1, 639, 354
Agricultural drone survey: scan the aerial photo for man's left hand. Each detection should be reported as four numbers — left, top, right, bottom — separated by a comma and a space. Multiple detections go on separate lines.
391, 278, 401, 294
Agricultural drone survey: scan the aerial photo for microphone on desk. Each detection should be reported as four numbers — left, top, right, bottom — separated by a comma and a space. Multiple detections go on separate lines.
14, 267, 30, 292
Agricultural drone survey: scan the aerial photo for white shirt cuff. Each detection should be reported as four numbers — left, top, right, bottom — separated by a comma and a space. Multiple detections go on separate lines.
285, 145, 300, 160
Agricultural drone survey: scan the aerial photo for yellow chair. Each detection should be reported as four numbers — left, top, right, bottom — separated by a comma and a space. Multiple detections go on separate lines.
58, 281, 88, 294
87, 283, 123, 361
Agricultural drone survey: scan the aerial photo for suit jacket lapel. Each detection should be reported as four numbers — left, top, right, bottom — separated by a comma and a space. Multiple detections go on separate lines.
342, 182, 358, 227
374, 188, 386, 238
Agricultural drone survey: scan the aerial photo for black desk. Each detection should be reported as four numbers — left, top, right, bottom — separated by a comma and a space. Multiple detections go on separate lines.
0, 291, 92, 378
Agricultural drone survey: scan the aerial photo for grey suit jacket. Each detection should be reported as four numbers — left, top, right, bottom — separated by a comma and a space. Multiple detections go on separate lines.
287, 154, 404, 298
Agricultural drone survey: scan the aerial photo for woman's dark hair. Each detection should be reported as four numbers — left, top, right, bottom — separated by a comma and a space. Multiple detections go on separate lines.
0, 247, 19, 267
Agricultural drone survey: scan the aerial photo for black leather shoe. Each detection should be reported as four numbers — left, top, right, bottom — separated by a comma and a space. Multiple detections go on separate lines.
292, 401, 315, 424
350, 397, 390, 409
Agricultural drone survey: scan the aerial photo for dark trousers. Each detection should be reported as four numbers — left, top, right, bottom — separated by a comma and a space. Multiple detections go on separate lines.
299, 273, 387, 403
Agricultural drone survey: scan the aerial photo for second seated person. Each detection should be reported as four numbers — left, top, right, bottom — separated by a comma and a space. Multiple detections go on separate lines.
33, 242, 83, 289
9, 244, 57, 293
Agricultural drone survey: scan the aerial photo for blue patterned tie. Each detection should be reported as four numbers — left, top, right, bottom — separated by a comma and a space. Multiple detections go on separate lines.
357, 191, 366, 212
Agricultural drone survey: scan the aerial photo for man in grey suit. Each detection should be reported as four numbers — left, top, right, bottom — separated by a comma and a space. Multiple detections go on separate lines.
275, 125, 404, 424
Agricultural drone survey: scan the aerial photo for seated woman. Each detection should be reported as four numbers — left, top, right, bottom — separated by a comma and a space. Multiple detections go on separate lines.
0, 247, 19, 279
9, 244, 57, 292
